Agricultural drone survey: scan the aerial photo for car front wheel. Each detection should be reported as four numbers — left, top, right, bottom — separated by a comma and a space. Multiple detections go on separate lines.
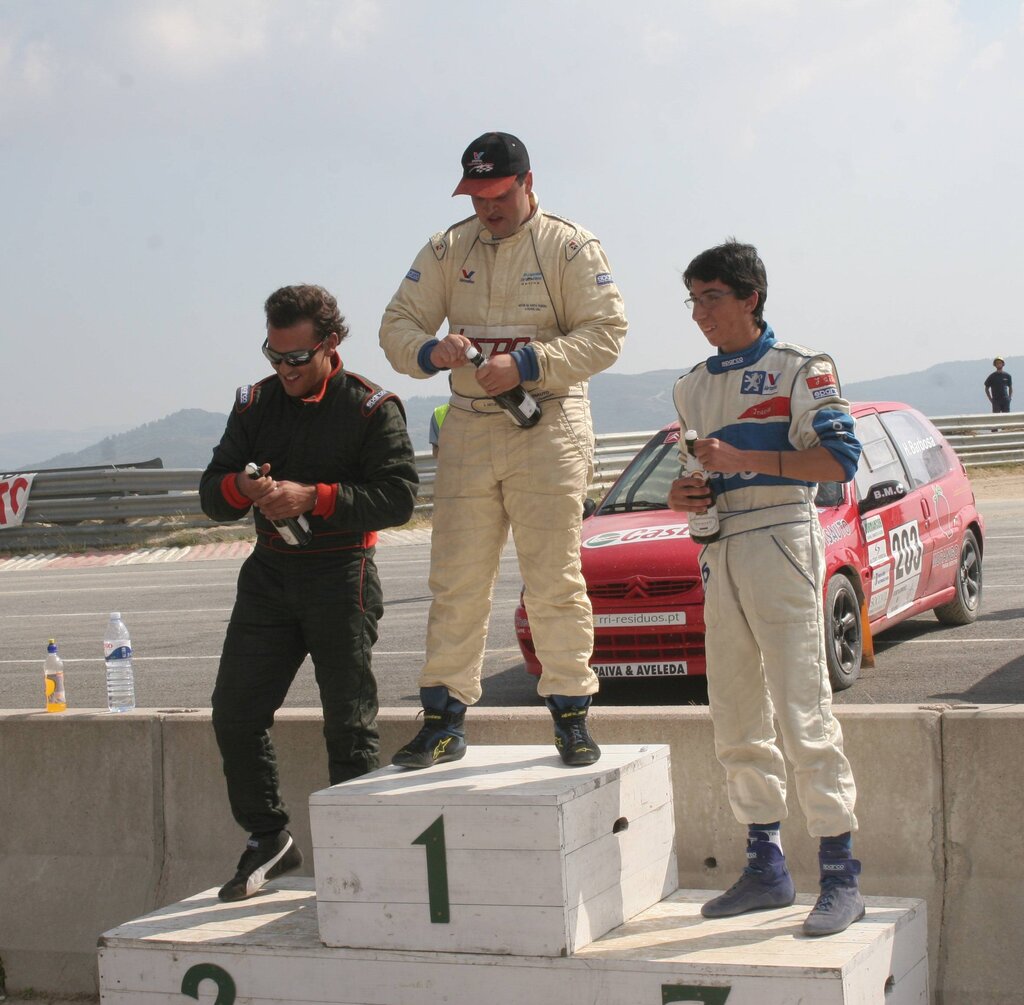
934, 529, 983, 626
825, 573, 862, 691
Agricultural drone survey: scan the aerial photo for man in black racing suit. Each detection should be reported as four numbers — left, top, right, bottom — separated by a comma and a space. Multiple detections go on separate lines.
200, 284, 417, 902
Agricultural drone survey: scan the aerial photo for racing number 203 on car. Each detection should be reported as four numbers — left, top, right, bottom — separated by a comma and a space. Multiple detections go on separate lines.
514, 402, 984, 691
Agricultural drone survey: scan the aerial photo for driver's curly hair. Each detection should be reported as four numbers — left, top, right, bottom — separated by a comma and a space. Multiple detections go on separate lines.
264, 285, 350, 343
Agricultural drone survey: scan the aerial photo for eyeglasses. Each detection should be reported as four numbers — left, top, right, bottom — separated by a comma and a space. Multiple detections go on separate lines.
684, 290, 737, 311
262, 337, 326, 367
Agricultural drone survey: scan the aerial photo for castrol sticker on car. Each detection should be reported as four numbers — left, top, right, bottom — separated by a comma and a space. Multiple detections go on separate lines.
583, 525, 691, 548
595, 611, 686, 627
593, 661, 689, 678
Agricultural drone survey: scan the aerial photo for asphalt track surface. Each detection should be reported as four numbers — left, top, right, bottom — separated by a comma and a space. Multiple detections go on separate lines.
2, 482, 1021, 712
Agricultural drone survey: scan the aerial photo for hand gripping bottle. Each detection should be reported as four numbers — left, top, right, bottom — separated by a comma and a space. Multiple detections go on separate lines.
104, 612, 136, 712
464, 345, 542, 428
681, 430, 720, 544
245, 462, 313, 547
44, 639, 67, 713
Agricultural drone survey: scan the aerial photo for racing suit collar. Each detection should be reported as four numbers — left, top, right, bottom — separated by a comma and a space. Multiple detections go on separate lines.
299, 350, 342, 405
479, 193, 540, 245
706, 324, 775, 374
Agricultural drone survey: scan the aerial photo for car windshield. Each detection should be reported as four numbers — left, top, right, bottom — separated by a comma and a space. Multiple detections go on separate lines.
599, 428, 847, 512
598, 433, 678, 513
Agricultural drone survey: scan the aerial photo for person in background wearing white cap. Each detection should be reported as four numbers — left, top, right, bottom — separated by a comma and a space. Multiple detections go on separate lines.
379, 131, 628, 769
985, 357, 1012, 414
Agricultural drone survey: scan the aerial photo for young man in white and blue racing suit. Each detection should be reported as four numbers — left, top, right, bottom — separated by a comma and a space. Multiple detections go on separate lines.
668, 240, 865, 937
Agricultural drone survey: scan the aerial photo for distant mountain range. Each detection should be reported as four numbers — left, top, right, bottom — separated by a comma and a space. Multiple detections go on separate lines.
5, 355, 1017, 472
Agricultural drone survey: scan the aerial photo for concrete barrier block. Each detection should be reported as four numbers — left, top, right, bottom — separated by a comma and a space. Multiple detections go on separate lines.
157, 710, 334, 907
939, 704, 1024, 1005
835, 706, 945, 996
0, 711, 162, 995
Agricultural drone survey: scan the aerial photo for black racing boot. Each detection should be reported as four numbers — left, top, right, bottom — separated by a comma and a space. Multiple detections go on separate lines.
218, 829, 303, 902
392, 686, 467, 769
803, 847, 865, 936
701, 834, 796, 918
546, 695, 601, 766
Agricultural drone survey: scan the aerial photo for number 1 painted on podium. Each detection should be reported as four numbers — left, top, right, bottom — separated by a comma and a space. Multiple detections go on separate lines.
412, 815, 450, 923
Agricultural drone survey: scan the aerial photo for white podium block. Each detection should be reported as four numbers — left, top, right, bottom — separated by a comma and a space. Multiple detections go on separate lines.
98, 882, 929, 1004
309, 744, 677, 956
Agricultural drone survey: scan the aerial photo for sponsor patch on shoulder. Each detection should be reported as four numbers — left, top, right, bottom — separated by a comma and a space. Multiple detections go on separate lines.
235, 384, 258, 413
406, 268, 421, 282
806, 372, 837, 390
361, 388, 394, 417
596, 272, 614, 286
812, 386, 838, 400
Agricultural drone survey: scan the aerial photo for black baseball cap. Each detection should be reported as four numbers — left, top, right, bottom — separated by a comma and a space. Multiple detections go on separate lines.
453, 132, 530, 198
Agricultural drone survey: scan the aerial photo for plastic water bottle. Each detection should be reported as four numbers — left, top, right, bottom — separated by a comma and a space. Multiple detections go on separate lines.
464, 345, 542, 428
681, 430, 720, 544
104, 612, 135, 712
44, 639, 67, 713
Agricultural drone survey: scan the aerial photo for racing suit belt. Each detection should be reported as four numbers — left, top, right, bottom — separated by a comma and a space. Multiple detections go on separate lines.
714, 498, 819, 540
448, 389, 584, 415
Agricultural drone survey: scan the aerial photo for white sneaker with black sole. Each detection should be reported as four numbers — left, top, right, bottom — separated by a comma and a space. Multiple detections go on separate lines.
218, 829, 303, 902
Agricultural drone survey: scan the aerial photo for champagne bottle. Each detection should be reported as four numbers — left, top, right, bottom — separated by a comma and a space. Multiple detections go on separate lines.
245, 462, 313, 548
464, 345, 542, 428
681, 430, 720, 544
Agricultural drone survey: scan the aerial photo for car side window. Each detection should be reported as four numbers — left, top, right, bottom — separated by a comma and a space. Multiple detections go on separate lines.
879, 409, 952, 488
815, 481, 845, 508
853, 414, 906, 502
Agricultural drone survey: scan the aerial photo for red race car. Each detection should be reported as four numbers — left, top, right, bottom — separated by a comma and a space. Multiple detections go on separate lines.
515, 402, 984, 690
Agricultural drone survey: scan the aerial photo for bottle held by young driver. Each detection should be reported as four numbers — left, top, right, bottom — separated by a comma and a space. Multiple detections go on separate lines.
244, 462, 313, 547
44, 639, 66, 713
680, 430, 720, 544
464, 345, 542, 428
104, 612, 136, 713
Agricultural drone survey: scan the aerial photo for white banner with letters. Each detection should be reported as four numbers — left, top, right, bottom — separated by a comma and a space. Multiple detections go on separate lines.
0, 473, 36, 529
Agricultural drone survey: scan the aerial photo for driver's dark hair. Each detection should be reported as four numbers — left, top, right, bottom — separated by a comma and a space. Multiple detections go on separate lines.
683, 239, 767, 324
264, 285, 349, 343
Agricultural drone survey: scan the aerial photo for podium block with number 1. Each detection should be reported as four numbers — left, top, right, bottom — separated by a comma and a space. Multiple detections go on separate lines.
310, 744, 677, 956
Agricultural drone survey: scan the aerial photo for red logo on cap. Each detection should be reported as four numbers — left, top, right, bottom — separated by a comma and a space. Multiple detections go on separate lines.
467, 152, 494, 176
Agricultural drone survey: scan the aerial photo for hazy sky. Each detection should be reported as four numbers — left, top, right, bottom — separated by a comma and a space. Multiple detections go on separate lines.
3, 0, 1022, 436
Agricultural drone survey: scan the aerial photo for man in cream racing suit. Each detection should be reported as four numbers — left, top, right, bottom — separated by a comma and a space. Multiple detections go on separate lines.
668, 240, 865, 937
379, 131, 627, 768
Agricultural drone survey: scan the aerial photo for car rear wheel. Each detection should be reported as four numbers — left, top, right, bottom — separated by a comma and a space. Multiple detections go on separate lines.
825, 573, 862, 691
934, 529, 983, 626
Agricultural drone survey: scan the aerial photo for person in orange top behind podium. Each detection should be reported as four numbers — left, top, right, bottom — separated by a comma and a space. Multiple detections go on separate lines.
668, 241, 865, 937
200, 284, 418, 902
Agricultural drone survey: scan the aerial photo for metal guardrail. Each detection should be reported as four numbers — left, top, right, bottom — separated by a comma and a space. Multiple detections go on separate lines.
2, 414, 1021, 552
929, 412, 1024, 467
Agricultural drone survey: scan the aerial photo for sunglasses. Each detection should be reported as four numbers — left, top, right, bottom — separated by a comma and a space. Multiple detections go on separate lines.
262, 336, 326, 367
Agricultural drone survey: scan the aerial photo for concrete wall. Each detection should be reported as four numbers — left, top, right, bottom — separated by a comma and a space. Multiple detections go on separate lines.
0, 704, 1018, 1004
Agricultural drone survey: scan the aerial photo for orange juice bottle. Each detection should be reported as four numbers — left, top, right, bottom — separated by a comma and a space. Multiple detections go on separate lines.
45, 639, 67, 712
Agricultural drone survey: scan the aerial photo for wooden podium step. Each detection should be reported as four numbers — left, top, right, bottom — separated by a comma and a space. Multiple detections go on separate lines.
98, 880, 928, 1004
309, 744, 677, 956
